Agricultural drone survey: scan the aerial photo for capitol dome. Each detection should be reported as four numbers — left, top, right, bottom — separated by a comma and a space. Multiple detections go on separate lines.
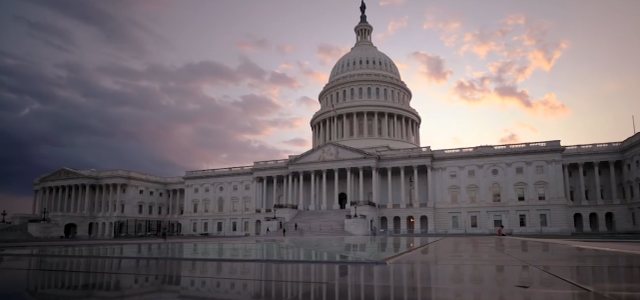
310, 0, 421, 151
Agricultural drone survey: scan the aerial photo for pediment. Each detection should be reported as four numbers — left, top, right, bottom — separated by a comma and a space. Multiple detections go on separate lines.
292, 143, 376, 164
40, 168, 86, 182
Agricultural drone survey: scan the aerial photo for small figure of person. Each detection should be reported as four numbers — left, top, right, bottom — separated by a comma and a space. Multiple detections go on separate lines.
295, 223, 298, 231
266, 227, 270, 233
283, 228, 286, 237
497, 225, 506, 236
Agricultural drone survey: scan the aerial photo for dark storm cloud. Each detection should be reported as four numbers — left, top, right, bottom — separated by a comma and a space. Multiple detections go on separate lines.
12, 14, 78, 53
0, 50, 303, 208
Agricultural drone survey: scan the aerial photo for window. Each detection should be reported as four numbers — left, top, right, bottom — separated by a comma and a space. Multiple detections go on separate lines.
375, 87, 380, 99
540, 214, 548, 227
519, 214, 527, 227
451, 216, 459, 229
601, 189, 604, 200
158, 207, 162, 215
450, 190, 459, 204
245, 184, 250, 191
232, 222, 237, 232
569, 189, 574, 201
628, 164, 631, 171
384, 88, 388, 100
122, 188, 126, 193
150, 191, 154, 196
568, 171, 572, 177
138, 204, 143, 214
492, 184, 501, 202
491, 169, 499, 176
350, 88, 354, 100
203, 222, 208, 232
494, 215, 503, 227
217, 222, 223, 232
636, 160, 639, 168
148, 205, 153, 215
244, 221, 249, 232
180, 206, 184, 215
204, 203, 209, 213
517, 188, 525, 201
367, 87, 371, 98
468, 190, 477, 203
193, 203, 198, 213
537, 187, 546, 200
219, 186, 223, 192
583, 171, 587, 177
585, 190, 590, 201
449, 171, 457, 178
205, 187, 209, 193
470, 215, 478, 228
121, 204, 125, 213
233, 185, 238, 191
343, 90, 346, 101
192, 223, 197, 232
536, 166, 544, 174
358, 87, 363, 99
139, 190, 143, 195
468, 170, 475, 177
516, 167, 523, 174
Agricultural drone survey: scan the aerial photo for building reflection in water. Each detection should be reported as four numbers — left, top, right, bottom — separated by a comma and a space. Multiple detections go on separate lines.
11, 241, 637, 300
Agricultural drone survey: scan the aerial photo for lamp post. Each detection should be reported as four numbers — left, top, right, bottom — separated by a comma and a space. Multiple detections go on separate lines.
1, 210, 6, 223
41, 207, 48, 222
353, 206, 358, 218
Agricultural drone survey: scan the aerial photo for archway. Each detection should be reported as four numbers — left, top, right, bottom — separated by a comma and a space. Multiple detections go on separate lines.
338, 193, 347, 209
420, 215, 428, 233
589, 213, 599, 232
380, 217, 388, 232
87, 222, 94, 237
63, 223, 77, 238
255, 220, 262, 235
406, 216, 415, 234
573, 213, 583, 233
393, 216, 401, 234
605, 212, 615, 232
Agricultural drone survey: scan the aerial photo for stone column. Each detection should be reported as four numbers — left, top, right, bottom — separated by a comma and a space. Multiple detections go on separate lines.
384, 113, 389, 138
594, 162, 602, 203
346, 168, 352, 208
83, 185, 90, 213
353, 112, 358, 137
400, 166, 406, 208
563, 164, 570, 200
283, 175, 288, 205
289, 173, 294, 205
427, 165, 433, 205
364, 112, 368, 137
387, 167, 393, 208
578, 163, 586, 204
333, 169, 339, 209
68, 185, 75, 213
299, 173, 304, 209
358, 167, 364, 202
273, 176, 278, 206
413, 166, 419, 207
374, 112, 378, 137
608, 161, 618, 202
322, 170, 327, 210
262, 177, 267, 213
372, 167, 378, 205
310, 172, 315, 210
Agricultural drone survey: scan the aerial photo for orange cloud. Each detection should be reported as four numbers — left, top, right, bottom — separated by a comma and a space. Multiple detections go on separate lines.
409, 51, 452, 84
316, 44, 349, 65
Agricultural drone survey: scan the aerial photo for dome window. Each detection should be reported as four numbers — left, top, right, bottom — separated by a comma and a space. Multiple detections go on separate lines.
372, 60, 376, 65
359, 60, 362, 65
350, 88, 355, 100
343, 90, 347, 101
367, 87, 371, 98
366, 59, 369, 65
384, 88, 388, 100
358, 88, 363, 99
375, 87, 380, 99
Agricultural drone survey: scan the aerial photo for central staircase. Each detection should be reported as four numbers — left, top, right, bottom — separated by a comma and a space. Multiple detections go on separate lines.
269, 210, 351, 237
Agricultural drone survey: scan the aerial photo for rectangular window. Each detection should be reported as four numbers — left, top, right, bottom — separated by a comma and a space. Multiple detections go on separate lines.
569, 190, 574, 201
470, 215, 478, 228
203, 222, 208, 232
450, 190, 459, 204
193, 203, 198, 213
139, 190, 143, 195
150, 191, 154, 196
493, 215, 503, 227
217, 222, 222, 232
468, 170, 475, 177
598, 169, 602, 176
244, 221, 249, 232
158, 207, 162, 215
160, 192, 163, 197
540, 214, 548, 227
537, 187, 546, 200
233, 185, 238, 191
492, 186, 501, 202
192, 223, 197, 232
517, 188, 525, 201
245, 185, 250, 191
148, 205, 153, 215
204, 203, 209, 213
232, 222, 237, 232
138, 204, 143, 214
121, 204, 125, 213
519, 214, 527, 227
451, 216, 459, 229
585, 190, 590, 201
468, 190, 477, 203
194, 188, 199, 193
631, 186, 635, 198
449, 171, 457, 178
536, 166, 544, 174
205, 187, 209, 193
568, 171, 572, 177
516, 167, 523, 174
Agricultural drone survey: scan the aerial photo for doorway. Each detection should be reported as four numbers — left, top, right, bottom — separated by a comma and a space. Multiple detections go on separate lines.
255, 220, 262, 235
63, 223, 77, 238
573, 213, 583, 233
338, 193, 347, 209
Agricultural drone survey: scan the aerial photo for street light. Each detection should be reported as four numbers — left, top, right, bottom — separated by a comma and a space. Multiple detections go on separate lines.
1, 210, 6, 223
41, 207, 48, 222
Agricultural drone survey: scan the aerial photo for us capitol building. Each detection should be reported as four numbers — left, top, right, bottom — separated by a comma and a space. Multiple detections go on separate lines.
16, 3, 640, 239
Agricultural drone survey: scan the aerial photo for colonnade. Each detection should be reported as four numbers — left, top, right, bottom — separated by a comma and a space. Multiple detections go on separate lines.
312, 112, 420, 147
254, 165, 433, 212
563, 160, 640, 204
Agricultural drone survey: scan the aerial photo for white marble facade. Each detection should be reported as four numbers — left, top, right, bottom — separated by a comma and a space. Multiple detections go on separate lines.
24, 6, 640, 238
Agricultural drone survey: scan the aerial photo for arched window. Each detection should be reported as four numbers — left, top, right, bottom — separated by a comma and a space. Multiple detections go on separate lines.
350, 88, 354, 100
492, 184, 501, 202
384, 88, 388, 100
343, 90, 347, 101
336, 91, 339, 102
367, 87, 371, 98
375, 87, 380, 99
358, 87, 363, 99
391, 89, 395, 101
330, 94, 333, 103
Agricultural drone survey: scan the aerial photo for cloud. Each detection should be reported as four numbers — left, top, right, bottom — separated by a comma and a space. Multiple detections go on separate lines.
235, 35, 270, 51
282, 137, 310, 148
276, 44, 295, 55
12, 14, 78, 53
379, 0, 406, 6
409, 52, 453, 84
515, 121, 538, 133
296, 96, 319, 111
0, 50, 311, 211
499, 130, 520, 144
25, 0, 164, 56
296, 62, 329, 84
317, 44, 349, 65
378, 16, 409, 39
423, 16, 461, 46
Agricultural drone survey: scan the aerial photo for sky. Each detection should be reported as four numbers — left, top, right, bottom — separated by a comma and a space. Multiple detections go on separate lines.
1, 0, 639, 214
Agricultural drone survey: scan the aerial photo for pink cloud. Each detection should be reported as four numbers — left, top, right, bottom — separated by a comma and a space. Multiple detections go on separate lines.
499, 130, 520, 144
282, 137, 310, 148
297, 61, 328, 83
378, 16, 409, 39
317, 43, 349, 65
409, 51, 453, 84
297, 96, 319, 111
276, 44, 294, 54
235, 35, 270, 51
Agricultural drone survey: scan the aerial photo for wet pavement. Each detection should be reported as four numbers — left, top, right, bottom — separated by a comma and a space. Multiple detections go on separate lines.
0, 236, 638, 299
